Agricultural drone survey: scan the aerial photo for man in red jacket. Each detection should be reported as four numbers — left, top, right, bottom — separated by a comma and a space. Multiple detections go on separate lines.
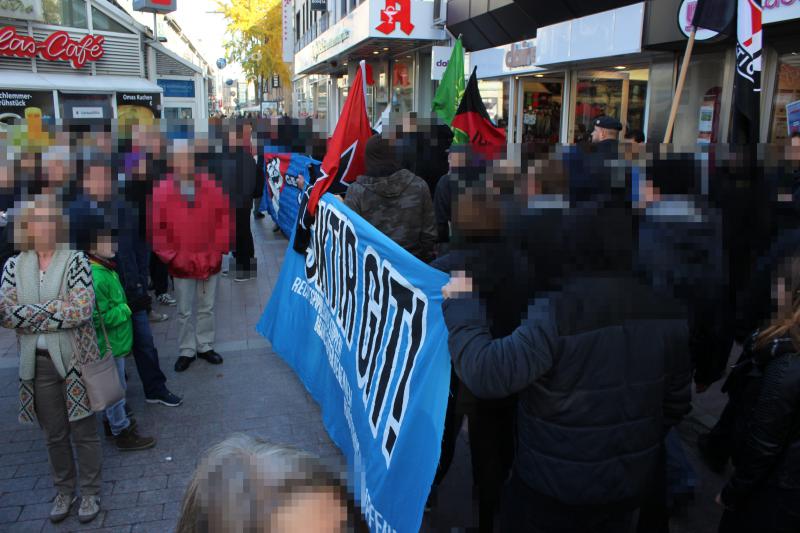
149, 139, 233, 372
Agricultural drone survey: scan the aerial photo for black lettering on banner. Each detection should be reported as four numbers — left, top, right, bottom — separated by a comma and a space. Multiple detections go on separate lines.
305, 200, 359, 351
357, 248, 384, 407
369, 266, 414, 434
340, 224, 358, 346
383, 278, 426, 462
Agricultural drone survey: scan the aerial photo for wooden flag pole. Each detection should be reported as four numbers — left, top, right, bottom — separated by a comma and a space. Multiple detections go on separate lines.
664, 28, 697, 143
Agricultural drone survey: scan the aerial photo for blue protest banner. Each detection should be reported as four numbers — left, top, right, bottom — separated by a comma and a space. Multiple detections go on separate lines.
260, 152, 320, 237
257, 195, 450, 532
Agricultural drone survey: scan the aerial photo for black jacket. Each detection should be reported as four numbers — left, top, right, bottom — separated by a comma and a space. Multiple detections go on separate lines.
443, 274, 691, 506
722, 334, 800, 509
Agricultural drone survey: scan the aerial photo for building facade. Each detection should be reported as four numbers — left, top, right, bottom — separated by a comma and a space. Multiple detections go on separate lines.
458, 0, 800, 147
290, 0, 448, 133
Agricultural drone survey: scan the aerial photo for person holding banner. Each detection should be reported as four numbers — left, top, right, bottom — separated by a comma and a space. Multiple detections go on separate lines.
343, 134, 436, 263
442, 201, 692, 533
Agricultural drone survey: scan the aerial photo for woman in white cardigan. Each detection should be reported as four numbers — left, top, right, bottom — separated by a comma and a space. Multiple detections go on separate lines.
0, 198, 103, 524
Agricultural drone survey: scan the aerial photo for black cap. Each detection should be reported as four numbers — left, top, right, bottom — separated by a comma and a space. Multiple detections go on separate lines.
593, 115, 623, 131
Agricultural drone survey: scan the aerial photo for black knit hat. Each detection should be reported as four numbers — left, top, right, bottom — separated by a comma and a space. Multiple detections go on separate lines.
364, 134, 401, 177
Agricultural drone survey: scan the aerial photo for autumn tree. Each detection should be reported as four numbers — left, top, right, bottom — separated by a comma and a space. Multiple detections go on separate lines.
217, 0, 290, 106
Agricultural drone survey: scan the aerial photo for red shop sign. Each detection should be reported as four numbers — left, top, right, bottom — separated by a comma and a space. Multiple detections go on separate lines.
0, 26, 105, 69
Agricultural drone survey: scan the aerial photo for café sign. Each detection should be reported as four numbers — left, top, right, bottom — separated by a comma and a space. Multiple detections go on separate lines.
0, 26, 105, 69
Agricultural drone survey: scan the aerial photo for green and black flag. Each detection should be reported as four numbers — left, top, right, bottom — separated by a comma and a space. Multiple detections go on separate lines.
451, 67, 506, 157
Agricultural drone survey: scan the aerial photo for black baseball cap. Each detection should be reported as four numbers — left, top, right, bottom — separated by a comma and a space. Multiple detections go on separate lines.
593, 115, 623, 131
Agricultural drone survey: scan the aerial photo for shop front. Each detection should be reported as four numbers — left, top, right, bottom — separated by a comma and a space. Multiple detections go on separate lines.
467, 2, 649, 145
0, 0, 163, 130
293, 0, 446, 133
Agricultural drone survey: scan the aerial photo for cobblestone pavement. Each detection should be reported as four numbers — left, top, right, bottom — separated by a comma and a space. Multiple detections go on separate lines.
0, 216, 730, 532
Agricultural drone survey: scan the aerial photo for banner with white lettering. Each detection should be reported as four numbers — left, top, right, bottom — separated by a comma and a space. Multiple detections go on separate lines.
257, 194, 450, 533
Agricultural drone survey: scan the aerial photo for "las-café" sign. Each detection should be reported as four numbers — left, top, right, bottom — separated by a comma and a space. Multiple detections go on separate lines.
0, 26, 105, 69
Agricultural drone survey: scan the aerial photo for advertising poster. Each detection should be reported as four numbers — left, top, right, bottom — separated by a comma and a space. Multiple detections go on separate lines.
116, 92, 162, 122
0, 89, 54, 132
787, 100, 800, 137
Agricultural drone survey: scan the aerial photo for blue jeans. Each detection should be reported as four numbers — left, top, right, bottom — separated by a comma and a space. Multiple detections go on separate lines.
131, 309, 168, 399
104, 358, 130, 436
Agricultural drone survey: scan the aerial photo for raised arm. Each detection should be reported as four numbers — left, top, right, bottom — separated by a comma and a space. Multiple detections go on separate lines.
443, 294, 555, 398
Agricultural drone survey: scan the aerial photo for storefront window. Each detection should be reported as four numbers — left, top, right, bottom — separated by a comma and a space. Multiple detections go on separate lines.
164, 107, 193, 120
672, 52, 726, 146
770, 54, 800, 143
43, 0, 88, 29
478, 79, 510, 134
520, 77, 563, 143
573, 66, 649, 143
391, 59, 414, 114
314, 81, 328, 122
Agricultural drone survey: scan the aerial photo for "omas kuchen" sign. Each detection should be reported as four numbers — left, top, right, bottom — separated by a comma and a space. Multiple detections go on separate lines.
0, 26, 105, 69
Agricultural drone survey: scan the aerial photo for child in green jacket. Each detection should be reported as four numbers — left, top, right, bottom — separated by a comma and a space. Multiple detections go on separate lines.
90, 234, 156, 451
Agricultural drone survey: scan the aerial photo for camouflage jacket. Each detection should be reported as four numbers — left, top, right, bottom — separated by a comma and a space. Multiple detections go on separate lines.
344, 169, 436, 263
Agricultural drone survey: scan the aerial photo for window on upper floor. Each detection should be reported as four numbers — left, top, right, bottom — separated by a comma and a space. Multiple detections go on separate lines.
91, 6, 133, 33
42, 0, 88, 29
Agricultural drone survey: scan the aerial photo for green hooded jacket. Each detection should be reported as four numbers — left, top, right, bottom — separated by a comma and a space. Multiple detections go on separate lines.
90, 257, 133, 358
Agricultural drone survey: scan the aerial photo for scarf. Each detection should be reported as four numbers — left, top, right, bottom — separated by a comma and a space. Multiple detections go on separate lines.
16, 249, 75, 380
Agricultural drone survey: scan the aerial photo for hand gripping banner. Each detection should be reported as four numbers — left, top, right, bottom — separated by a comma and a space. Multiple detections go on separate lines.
257, 195, 450, 532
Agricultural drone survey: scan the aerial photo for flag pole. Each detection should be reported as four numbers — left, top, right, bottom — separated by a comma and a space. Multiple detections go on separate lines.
663, 28, 697, 143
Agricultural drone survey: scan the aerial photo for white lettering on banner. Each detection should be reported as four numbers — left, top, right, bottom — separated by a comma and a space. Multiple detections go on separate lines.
301, 199, 428, 467
361, 485, 397, 533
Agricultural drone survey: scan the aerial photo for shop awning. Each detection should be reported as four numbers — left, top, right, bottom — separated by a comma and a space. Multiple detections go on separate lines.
0, 72, 163, 94
447, 0, 641, 51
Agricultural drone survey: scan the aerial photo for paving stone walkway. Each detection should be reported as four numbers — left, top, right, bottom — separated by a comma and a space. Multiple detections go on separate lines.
0, 215, 731, 532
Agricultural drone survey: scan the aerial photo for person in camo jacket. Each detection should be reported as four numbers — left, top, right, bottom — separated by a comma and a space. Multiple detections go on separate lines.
344, 134, 437, 263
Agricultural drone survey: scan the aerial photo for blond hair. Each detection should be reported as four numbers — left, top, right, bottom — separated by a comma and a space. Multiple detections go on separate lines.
755, 255, 800, 351
176, 434, 362, 533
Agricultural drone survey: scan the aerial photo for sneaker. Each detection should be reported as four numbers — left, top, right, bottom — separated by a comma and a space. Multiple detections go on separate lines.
234, 271, 252, 282
50, 493, 76, 523
78, 495, 100, 523
148, 310, 169, 322
115, 426, 156, 451
145, 389, 183, 407
156, 293, 177, 306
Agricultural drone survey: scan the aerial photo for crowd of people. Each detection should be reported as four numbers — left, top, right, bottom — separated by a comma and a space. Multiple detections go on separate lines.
0, 112, 799, 533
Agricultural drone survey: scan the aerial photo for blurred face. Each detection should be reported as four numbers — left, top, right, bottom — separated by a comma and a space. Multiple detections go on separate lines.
0, 163, 12, 190
46, 158, 69, 187
792, 135, 800, 148
18, 205, 60, 252
172, 145, 194, 177
271, 489, 347, 533
84, 164, 111, 200
92, 234, 117, 259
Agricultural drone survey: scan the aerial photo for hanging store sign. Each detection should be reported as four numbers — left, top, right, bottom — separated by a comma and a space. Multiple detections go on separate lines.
157, 78, 195, 98
116, 92, 162, 120
132, 0, 177, 14
431, 46, 451, 80
0, 0, 43, 21
282, 0, 293, 63
677, 0, 721, 40
376, 0, 415, 35
762, 0, 800, 24
0, 26, 105, 69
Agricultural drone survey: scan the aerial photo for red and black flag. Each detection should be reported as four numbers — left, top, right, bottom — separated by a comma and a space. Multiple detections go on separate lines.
733, 0, 762, 144
451, 67, 506, 158
692, 0, 762, 144
691, 0, 736, 32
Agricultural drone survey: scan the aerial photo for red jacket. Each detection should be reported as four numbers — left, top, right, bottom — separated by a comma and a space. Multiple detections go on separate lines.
149, 173, 233, 280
